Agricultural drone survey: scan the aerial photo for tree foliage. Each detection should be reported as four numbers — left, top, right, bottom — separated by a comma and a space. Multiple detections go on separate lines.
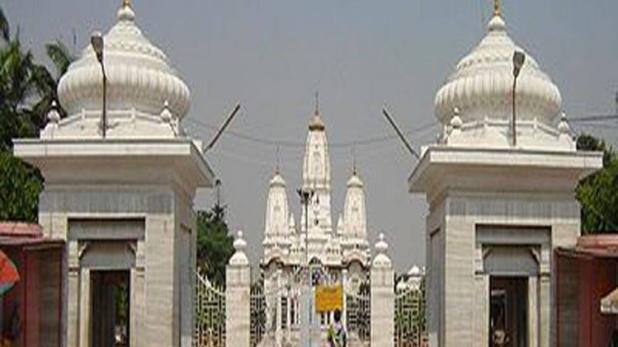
576, 134, 618, 233
0, 151, 42, 221
196, 203, 235, 285
0, 6, 73, 222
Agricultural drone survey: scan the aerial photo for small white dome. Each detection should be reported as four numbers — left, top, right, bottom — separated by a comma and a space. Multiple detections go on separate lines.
408, 265, 421, 276
434, 14, 561, 127
58, 3, 190, 118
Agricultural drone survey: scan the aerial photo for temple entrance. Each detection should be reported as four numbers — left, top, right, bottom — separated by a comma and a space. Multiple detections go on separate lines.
91, 270, 130, 347
489, 277, 528, 347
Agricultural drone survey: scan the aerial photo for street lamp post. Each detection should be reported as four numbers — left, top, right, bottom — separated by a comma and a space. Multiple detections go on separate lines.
297, 188, 315, 347
91, 31, 107, 138
511, 51, 526, 147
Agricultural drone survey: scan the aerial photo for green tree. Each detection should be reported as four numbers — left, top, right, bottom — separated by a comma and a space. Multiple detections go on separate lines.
196, 202, 235, 285
0, 6, 73, 222
576, 134, 618, 233
0, 151, 42, 221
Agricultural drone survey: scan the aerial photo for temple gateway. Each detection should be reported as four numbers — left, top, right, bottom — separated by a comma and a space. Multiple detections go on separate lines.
14, 2, 214, 347
409, 4, 602, 347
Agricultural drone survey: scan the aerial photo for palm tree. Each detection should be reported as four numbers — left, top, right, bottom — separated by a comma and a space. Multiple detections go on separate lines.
0, 38, 40, 148
31, 40, 74, 120
0, 6, 74, 149
0, 7, 9, 42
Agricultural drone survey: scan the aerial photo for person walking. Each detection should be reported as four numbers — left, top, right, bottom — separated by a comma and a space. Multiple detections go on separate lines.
327, 309, 347, 347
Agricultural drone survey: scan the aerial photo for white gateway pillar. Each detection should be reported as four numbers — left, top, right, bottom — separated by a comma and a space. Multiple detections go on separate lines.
408, 9, 602, 347
13, 3, 215, 347
371, 233, 394, 347
226, 231, 251, 347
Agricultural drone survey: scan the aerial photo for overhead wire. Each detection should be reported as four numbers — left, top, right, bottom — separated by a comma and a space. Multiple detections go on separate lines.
184, 117, 437, 149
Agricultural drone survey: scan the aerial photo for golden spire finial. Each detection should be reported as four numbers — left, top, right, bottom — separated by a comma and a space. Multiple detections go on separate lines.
493, 0, 501, 17
123, 0, 131, 8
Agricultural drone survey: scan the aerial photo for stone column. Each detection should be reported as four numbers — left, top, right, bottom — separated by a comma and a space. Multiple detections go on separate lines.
131, 240, 146, 347
78, 267, 91, 347
539, 274, 551, 347
226, 231, 251, 347
371, 233, 394, 347
473, 274, 489, 347
528, 275, 539, 347
67, 241, 80, 347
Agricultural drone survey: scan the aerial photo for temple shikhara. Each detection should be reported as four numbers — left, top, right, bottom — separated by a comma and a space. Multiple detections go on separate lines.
260, 106, 371, 341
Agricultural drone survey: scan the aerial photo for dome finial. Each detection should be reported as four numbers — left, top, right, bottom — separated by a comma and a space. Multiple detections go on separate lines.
308, 92, 326, 131
352, 143, 357, 175
314, 90, 320, 116
493, 0, 501, 17
118, 0, 135, 21
275, 144, 280, 174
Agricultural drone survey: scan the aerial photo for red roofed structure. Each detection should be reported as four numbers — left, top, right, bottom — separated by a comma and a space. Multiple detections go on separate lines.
556, 234, 618, 346
0, 222, 64, 347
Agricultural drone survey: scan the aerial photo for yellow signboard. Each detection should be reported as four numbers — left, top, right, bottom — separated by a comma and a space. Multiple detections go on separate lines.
315, 285, 343, 312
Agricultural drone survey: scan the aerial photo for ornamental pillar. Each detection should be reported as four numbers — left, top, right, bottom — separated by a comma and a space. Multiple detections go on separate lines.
371, 233, 394, 347
226, 231, 251, 347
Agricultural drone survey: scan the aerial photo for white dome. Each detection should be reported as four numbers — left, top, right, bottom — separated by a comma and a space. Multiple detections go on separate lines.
408, 265, 421, 276
58, 3, 190, 118
434, 14, 561, 127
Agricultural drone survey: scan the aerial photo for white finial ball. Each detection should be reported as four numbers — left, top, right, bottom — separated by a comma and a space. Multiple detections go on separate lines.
160, 100, 173, 123
558, 112, 570, 134
47, 101, 61, 124
451, 115, 463, 129
117, 3, 135, 21
233, 230, 247, 252
375, 233, 388, 254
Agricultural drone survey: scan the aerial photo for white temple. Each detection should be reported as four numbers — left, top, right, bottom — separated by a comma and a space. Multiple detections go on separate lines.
260, 107, 371, 340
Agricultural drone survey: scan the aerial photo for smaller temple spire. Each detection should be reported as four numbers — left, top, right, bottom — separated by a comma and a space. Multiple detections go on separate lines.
493, 0, 501, 17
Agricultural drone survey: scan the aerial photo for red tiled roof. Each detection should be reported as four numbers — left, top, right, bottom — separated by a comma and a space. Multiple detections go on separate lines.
557, 234, 618, 258
0, 222, 64, 248
0, 222, 43, 238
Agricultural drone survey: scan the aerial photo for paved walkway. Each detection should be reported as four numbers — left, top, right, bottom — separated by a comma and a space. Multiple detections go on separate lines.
257, 332, 368, 347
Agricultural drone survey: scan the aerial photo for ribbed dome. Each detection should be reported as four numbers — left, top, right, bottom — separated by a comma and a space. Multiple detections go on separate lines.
58, 3, 190, 118
434, 14, 562, 127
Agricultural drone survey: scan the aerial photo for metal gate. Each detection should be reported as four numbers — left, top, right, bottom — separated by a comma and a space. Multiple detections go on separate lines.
194, 269, 226, 347
250, 281, 267, 347
345, 282, 371, 345
394, 281, 428, 347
